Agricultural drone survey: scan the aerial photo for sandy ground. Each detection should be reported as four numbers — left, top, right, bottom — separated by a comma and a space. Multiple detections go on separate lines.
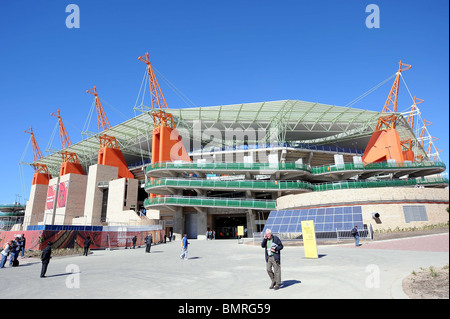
402, 265, 449, 299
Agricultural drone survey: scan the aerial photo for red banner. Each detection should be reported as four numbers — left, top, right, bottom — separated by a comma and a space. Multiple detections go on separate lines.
0, 229, 164, 250
57, 181, 69, 208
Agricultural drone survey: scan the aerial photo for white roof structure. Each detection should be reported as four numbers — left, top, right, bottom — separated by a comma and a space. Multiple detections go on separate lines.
28, 100, 426, 176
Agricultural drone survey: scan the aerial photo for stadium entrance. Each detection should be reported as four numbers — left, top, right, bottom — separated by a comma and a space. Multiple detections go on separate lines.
213, 215, 247, 239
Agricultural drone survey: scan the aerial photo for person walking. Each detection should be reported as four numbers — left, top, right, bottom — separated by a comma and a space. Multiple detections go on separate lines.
19, 234, 26, 258
351, 225, 360, 246
132, 235, 137, 249
40, 242, 52, 278
261, 229, 283, 290
9, 237, 20, 267
145, 234, 152, 253
180, 234, 189, 260
1, 240, 13, 268
83, 236, 92, 256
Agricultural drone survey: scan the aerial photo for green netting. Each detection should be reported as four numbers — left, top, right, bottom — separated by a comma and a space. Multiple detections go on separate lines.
145, 179, 314, 191
146, 161, 446, 175
144, 196, 277, 210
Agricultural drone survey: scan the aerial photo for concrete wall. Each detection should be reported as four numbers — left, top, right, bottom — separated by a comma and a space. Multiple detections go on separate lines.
277, 187, 449, 231
106, 177, 146, 225
54, 173, 88, 225
23, 183, 48, 229
43, 176, 59, 224
82, 164, 118, 226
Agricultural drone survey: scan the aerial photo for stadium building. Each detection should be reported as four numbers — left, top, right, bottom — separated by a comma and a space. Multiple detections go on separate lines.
6, 57, 448, 246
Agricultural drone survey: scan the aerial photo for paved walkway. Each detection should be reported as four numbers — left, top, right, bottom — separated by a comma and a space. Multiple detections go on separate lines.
358, 233, 449, 252
0, 233, 448, 299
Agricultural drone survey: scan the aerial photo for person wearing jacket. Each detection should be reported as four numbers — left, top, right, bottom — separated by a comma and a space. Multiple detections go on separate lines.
180, 234, 189, 260
83, 236, 92, 256
9, 237, 20, 266
1, 240, 13, 268
261, 229, 283, 290
352, 225, 360, 246
40, 241, 52, 278
145, 234, 152, 253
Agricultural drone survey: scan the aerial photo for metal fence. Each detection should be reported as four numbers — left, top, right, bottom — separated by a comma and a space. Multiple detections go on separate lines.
0, 216, 23, 231
253, 225, 373, 244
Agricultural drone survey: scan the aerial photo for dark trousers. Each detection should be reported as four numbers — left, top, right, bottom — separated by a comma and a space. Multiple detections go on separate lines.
145, 243, 151, 253
83, 247, 89, 256
266, 256, 281, 286
40, 262, 49, 277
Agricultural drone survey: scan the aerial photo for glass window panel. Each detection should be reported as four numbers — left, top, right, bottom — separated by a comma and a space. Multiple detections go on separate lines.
343, 206, 353, 215
282, 217, 291, 224
265, 216, 275, 224
271, 225, 280, 233
334, 222, 345, 230
287, 224, 297, 232
323, 223, 334, 231
276, 211, 285, 217
315, 215, 324, 223
334, 207, 343, 214
295, 224, 303, 232
272, 217, 282, 225
290, 216, 300, 225
310, 209, 319, 218
297, 209, 305, 218
334, 215, 343, 222
268, 211, 278, 217
344, 223, 353, 230
353, 214, 363, 221
343, 214, 353, 222
355, 222, 364, 228
291, 210, 300, 217
284, 210, 294, 217
324, 215, 333, 223
315, 223, 324, 232
279, 225, 289, 233
353, 206, 362, 214
316, 208, 325, 215
325, 207, 334, 215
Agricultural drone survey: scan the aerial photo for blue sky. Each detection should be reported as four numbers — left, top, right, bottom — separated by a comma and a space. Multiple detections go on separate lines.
0, 0, 448, 204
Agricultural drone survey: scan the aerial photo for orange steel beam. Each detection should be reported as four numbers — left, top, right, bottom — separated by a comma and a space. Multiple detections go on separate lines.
24, 126, 52, 184
86, 86, 121, 149
419, 119, 432, 147
138, 52, 176, 129
426, 136, 438, 155
433, 148, 442, 162
86, 86, 111, 133
24, 126, 44, 163
375, 114, 397, 131
50, 110, 85, 175
138, 52, 190, 201
382, 60, 412, 113
138, 52, 169, 110
51, 109, 72, 149
86, 86, 132, 178
406, 96, 424, 131
400, 139, 413, 151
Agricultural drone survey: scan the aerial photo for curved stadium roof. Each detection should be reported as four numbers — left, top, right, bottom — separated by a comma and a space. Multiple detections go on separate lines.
27, 100, 426, 176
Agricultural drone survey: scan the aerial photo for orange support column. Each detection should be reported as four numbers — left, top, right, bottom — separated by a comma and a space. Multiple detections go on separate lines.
362, 115, 405, 163
154, 126, 191, 163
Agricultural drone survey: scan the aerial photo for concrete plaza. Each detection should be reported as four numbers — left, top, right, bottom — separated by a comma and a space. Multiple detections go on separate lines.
0, 233, 448, 299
